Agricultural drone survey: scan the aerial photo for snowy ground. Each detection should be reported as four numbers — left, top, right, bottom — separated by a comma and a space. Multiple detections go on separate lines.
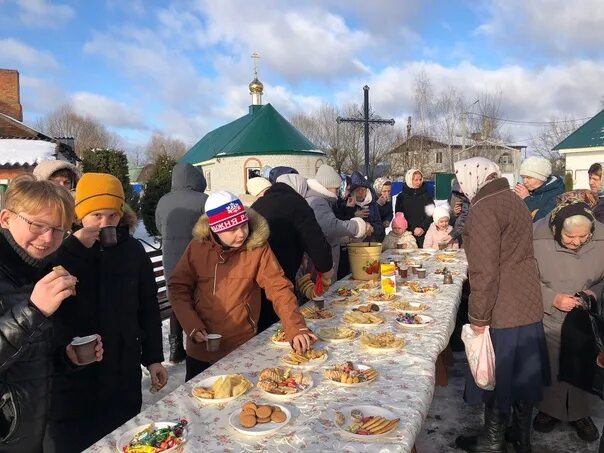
142, 321, 603, 452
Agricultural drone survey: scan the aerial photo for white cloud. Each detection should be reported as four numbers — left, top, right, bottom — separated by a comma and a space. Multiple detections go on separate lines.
15, 0, 75, 28
0, 38, 60, 71
70, 92, 146, 130
19, 75, 65, 116
478, 0, 604, 57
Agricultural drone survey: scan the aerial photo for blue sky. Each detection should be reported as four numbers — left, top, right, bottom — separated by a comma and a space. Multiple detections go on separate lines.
1, 0, 603, 152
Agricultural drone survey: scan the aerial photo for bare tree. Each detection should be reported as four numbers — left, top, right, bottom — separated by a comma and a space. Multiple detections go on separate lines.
433, 87, 465, 172
35, 104, 120, 157
470, 90, 504, 141
144, 133, 187, 162
530, 117, 583, 175
412, 69, 436, 171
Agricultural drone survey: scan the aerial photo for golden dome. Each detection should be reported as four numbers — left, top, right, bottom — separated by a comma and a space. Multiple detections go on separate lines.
249, 77, 264, 94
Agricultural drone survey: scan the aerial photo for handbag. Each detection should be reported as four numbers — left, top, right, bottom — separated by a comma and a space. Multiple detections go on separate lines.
461, 324, 496, 390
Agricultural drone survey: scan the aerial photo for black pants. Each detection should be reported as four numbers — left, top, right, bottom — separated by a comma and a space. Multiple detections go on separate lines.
169, 312, 183, 337
185, 356, 210, 382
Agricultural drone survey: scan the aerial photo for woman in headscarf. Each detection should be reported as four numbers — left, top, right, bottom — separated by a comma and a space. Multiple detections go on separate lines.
531, 195, 604, 442
373, 177, 393, 228
454, 157, 550, 453
394, 169, 433, 247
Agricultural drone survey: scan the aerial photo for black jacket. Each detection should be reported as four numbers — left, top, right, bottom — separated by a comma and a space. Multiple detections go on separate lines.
348, 172, 385, 242
0, 229, 54, 453
252, 182, 332, 331
394, 183, 434, 247
46, 223, 164, 452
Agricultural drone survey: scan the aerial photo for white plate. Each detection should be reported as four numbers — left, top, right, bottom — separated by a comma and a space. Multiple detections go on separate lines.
364, 294, 399, 304
335, 405, 399, 439
257, 373, 314, 400
343, 312, 385, 328
280, 352, 328, 368
192, 375, 251, 403
395, 314, 434, 328
318, 327, 358, 343
360, 335, 406, 352
116, 421, 188, 452
323, 364, 377, 387
388, 301, 427, 314
303, 314, 335, 323
270, 337, 291, 348
229, 404, 292, 436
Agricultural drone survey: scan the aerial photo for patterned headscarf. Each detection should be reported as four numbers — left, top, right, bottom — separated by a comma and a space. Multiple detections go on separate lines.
453, 157, 501, 201
549, 199, 595, 248
555, 190, 598, 209
373, 177, 391, 194
405, 169, 423, 188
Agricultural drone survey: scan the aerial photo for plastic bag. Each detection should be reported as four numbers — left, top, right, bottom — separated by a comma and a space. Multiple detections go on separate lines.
461, 324, 496, 390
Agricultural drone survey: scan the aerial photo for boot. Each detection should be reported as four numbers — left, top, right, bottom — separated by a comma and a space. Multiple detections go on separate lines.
169, 334, 186, 363
456, 401, 507, 452
506, 401, 533, 453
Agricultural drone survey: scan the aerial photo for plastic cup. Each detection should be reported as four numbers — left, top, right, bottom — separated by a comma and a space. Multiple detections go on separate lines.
417, 268, 427, 279
313, 298, 325, 310
71, 335, 98, 364
206, 334, 222, 352
398, 266, 408, 278
99, 226, 117, 248
438, 241, 448, 250
443, 274, 454, 285
411, 265, 420, 275
396, 243, 407, 249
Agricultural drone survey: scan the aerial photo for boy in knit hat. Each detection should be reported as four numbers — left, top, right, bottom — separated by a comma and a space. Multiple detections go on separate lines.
169, 191, 316, 381
46, 173, 166, 453
515, 156, 564, 222
423, 205, 458, 250
381, 212, 418, 251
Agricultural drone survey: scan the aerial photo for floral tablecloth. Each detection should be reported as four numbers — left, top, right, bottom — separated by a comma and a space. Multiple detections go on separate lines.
89, 249, 467, 453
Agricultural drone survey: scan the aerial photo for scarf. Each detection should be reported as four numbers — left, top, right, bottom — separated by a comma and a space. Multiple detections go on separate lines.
404, 169, 422, 188
373, 177, 391, 194
453, 157, 501, 201
549, 200, 595, 248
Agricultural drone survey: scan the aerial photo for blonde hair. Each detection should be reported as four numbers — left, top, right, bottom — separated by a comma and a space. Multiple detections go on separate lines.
5, 174, 75, 230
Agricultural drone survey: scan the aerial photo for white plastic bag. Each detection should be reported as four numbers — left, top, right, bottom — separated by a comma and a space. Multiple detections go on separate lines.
461, 324, 496, 390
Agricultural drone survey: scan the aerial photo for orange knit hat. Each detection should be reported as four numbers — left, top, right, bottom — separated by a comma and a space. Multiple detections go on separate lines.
75, 173, 125, 219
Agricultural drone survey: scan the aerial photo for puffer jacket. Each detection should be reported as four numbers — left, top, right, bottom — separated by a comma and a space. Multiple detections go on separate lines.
524, 175, 565, 222
155, 163, 208, 279
348, 171, 385, 242
168, 209, 310, 363
0, 229, 54, 452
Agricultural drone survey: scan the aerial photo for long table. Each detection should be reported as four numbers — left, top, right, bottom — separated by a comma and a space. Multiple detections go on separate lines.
89, 249, 467, 453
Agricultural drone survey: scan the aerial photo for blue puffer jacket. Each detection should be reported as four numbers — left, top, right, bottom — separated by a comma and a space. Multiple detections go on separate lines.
524, 175, 565, 222
348, 172, 385, 242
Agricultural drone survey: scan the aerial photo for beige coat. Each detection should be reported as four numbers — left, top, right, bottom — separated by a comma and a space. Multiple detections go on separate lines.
533, 217, 604, 420
381, 231, 418, 251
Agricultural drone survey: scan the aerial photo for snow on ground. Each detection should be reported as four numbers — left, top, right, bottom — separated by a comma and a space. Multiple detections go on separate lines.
133, 221, 161, 252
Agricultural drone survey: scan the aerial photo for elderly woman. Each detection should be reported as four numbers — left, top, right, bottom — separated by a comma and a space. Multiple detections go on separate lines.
454, 157, 550, 453
532, 198, 604, 442
514, 156, 565, 222
394, 169, 433, 247
373, 177, 393, 228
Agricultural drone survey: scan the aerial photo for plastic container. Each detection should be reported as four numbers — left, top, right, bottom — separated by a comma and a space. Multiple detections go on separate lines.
380, 263, 397, 294
347, 242, 383, 281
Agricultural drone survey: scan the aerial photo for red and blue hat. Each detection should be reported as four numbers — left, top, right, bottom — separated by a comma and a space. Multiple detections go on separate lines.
205, 191, 249, 233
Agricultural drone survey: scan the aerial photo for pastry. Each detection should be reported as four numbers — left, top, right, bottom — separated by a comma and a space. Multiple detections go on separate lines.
255, 405, 272, 419
256, 416, 271, 424
271, 410, 287, 423
240, 414, 257, 428
242, 401, 257, 411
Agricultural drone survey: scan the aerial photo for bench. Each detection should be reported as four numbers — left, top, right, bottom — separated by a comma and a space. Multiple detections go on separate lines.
147, 248, 172, 321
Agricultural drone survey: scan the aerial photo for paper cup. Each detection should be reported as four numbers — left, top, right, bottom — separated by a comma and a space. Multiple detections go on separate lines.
417, 268, 427, 279
313, 298, 325, 310
99, 226, 117, 248
206, 334, 222, 352
71, 335, 97, 364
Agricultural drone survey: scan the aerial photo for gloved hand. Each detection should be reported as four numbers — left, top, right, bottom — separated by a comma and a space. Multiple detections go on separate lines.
296, 273, 317, 300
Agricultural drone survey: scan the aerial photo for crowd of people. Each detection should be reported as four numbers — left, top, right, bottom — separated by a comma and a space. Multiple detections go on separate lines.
1, 154, 604, 452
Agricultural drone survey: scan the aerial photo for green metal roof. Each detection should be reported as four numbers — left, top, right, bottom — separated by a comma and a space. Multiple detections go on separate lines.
179, 103, 323, 164
554, 109, 604, 150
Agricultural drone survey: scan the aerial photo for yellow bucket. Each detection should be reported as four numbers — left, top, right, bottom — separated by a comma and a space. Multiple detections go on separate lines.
347, 242, 383, 281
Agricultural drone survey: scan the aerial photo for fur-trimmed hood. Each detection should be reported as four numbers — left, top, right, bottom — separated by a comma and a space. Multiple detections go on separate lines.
33, 159, 80, 182
192, 208, 269, 251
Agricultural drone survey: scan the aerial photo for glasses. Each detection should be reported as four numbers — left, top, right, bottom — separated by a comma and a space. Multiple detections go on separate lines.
10, 211, 65, 236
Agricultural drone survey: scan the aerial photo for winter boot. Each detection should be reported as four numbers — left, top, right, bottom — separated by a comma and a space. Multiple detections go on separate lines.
506, 401, 533, 453
456, 401, 507, 452
169, 334, 186, 363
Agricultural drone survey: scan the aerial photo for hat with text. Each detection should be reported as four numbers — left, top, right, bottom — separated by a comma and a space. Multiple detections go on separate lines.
205, 191, 249, 233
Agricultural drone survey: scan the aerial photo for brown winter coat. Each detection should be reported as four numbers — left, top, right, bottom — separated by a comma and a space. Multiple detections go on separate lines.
533, 216, 604, 420
463, 177, 543, 329
168, 209, 310, 363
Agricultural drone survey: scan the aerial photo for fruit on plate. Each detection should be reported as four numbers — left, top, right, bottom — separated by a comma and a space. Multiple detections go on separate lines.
343, 311, 384, 325
122, 419, 188, 452
323, 362, 377, 384
352, 303, 380, 313
395, 313, 431, 325
318, 326, 357, 341
191, 374, 252, 399
271, 328, 287, 343
238, 401, 287, 428
257, 367, 311, 395
359, 332, 405, 349
336, 287, 359, 297
282, 349, 327, 365
299, 306, 334, 320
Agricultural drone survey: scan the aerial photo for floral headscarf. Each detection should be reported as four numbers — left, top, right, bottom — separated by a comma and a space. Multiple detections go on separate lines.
549, 199, 595, 247
453, 157, 501, 201
404, 169, 423, 188
373, 177, 391, 194
555, 190, 598, 209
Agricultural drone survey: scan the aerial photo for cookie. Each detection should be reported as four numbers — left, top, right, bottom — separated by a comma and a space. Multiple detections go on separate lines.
240, 414, 257, 428
271, 410, 286, 423
257, 416, 271, 424
242, 401, 257, 412
241, 407, 256, 416
255, 405, 272, 419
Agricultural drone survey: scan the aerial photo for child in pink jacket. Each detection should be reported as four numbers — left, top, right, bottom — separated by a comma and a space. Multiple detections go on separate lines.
423, 206, 459, 249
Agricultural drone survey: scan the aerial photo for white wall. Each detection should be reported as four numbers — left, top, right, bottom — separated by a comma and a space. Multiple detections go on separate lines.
563, 151, 604, 189
196, 154, 326, 194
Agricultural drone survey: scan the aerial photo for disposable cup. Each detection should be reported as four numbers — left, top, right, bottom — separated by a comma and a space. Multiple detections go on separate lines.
71, 335, 97, 364
206, 334, 222, 352
99, 226, 117, 248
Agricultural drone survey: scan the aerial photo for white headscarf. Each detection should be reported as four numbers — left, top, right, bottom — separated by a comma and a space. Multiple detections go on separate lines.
453, 157, 501, 201
277, 173, 308, 197
405, 169, 423, 188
